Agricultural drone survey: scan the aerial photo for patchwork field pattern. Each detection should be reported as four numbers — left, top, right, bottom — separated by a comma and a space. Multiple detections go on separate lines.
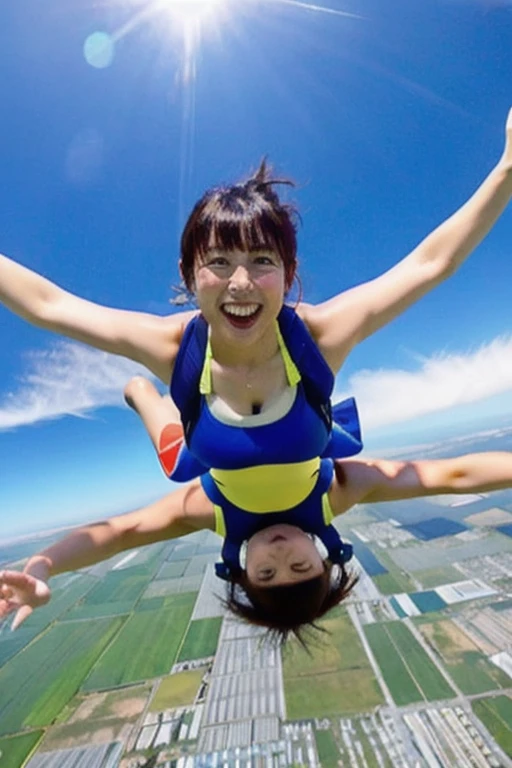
364, 621, 455, 705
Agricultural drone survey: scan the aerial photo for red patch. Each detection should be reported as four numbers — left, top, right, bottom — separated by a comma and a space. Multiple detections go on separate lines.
158, 423, 184, 476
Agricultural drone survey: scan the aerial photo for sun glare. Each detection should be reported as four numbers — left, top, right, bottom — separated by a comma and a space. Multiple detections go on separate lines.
163, 0, 225, 23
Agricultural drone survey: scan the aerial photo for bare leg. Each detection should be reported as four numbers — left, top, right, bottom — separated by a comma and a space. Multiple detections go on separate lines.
124, 376, 182, 453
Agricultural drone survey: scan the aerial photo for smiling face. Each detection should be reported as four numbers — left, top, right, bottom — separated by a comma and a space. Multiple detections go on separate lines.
244, 524, 325, 587
192, 246, 287, 350
179, 162, 299, 300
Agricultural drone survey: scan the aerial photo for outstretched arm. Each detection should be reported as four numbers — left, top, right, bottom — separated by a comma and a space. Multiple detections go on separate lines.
305, 108, 512, 372
0, 481, 214, 628
332, 451, 512, 511
0, 254, 196, 382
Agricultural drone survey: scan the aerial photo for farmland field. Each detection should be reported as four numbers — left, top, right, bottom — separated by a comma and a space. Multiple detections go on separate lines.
40, 685, 151, 751
157, 560, 188, 579
0, 618, 124, 736
283, 611, 383, 717
20, 574, 97, 629
177, 617, 223, 661
0, 624, 45, 666
0, 731, 43, 768
364, 621, 454, 705
82, 567, 152, 605
150, 669, 205, 710
373, 572, 412, 595
63, 600, 136, 621
370, 549, 416, 593
315, 729, 339, 768
414, 565, 464, 589
415, 618, 512, 694
472, 696, 512, 757
82, 592, 196, 691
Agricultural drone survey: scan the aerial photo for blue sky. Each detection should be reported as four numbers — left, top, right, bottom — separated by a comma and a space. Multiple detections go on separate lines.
1, 0, 511, 537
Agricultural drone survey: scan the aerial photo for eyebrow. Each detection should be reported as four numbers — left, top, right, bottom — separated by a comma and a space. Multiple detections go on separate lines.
206, 245, 274, 255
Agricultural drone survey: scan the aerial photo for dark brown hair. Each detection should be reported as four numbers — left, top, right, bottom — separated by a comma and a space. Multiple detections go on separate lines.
224, 563, 359, 647
180, 159, 300, 293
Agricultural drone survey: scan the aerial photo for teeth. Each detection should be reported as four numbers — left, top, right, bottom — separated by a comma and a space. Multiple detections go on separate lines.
223, 304, 260, 317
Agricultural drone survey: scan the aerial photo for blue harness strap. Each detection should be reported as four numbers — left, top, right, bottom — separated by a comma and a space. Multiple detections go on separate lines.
170, 312, 209, 444
170, 305, 336, 441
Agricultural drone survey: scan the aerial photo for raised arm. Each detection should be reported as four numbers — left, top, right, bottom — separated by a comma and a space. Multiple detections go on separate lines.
331, 451, 512, 512
0, 254, 196, 382
0, 481, 214, 629
305, 108, 512, 372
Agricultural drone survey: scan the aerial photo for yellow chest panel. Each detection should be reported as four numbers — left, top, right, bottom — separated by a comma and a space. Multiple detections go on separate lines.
210, 457, 321, 513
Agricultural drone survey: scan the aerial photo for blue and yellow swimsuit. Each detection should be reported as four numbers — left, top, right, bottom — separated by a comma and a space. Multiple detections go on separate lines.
168, 307, 362, 573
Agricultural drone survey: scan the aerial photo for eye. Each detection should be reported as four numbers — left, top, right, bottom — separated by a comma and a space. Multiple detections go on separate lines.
291, 562, 312, 573
258, 568, 275, 581
208, 256, 229, 266
253, 255, 275, 265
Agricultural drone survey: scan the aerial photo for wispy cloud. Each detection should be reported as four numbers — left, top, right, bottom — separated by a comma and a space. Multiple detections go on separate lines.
336, 335, 512, 430
3, 334, 512, 434
0, 342, 152, 431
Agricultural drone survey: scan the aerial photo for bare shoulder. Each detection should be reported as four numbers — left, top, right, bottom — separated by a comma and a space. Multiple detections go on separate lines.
294, 299, 354, 372
137, 309, 199, 383
293, 301, 323, 342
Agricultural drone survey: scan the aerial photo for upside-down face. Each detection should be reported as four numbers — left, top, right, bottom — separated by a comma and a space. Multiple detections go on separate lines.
244, 524, 324, 587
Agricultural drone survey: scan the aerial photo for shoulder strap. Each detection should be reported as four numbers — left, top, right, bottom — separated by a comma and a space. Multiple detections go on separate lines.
170, 313, 208, 443
278, 305, 334, 431
171, 306, 338, 441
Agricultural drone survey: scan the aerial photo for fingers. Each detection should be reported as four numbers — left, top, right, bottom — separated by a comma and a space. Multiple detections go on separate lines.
12, 605, 33, 631
0, 599, 15, 619
0, 570, 34, 588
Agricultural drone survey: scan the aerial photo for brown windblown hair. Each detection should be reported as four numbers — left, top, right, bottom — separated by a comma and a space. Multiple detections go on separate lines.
180, 159, 300, 293
224, 563, 359, 648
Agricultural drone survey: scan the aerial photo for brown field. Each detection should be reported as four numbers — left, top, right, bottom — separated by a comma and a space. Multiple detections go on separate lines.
419, 619, 478, 660
465, 508, 512, 527
40, 685, 151, 751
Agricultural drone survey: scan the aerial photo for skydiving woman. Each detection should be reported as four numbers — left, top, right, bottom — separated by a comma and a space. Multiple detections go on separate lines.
0, 108, 511, 642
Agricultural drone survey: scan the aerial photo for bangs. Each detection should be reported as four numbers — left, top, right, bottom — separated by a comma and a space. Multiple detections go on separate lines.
192, 207, 289, 263
179, 162, 299, 292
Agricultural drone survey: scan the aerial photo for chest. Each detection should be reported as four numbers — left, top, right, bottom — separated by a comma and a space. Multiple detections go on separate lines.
209, 353, 289, 416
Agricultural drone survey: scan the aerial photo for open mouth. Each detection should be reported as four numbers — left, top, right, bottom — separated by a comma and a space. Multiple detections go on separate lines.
270, 535, 287, 543
221, 303, 262, 329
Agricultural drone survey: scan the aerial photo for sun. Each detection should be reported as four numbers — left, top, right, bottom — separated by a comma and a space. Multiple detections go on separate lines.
161, 0, 225, 23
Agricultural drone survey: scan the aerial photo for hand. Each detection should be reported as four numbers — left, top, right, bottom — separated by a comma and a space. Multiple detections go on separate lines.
0, 570, 51, 630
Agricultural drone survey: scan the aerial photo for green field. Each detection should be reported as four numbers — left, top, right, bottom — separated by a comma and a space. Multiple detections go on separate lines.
315, 729, 339, 768
472, 696, 512, 757
373, 572, 413, 595
20, 574, 97, 629
0, 625, 45, 666
82, 567, 152, 605
150, 669, 205, 710
177, 617, 223, 661
63, 600, 136, 621
364, 621, 455, 706
0, 618, 124, 737
371, 550, 416, 594
415, 617, 512, 694
82, 593, 196, 691
283, 611, 383, 718
414, 565, 463, 589
0, 731, 43, 768
157, 560, 188, 579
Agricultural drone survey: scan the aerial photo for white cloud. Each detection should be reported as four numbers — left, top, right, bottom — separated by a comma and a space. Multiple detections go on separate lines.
336, 334, 512, 430
0, 342, 153, 431
3, 334, 512, 434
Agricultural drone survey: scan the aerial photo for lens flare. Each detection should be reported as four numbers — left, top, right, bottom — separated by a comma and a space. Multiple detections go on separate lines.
163, 0, 224, 22
84, 32, 115, 69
